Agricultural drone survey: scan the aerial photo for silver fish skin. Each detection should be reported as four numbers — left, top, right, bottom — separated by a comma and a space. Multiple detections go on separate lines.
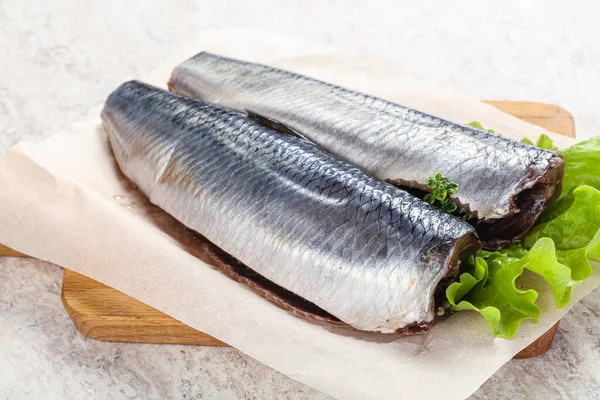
169, 53, 564, 249
101, 81, 479, 333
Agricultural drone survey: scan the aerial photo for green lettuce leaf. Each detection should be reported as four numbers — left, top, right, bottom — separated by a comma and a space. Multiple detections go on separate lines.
521, 137, 535, 146
560, 136, 600, 197
535, 133, 558, 151
524, 185, 600, 250
447, 239, 573, 338
520, 133, 557, 150
556, 248, 591, 282
587, 229, 600, 262
447, 127, 600, 338
523, 184, 599, 285
466, 121, 497, 134
519, 239, 574, 307
446, 251, 538, 339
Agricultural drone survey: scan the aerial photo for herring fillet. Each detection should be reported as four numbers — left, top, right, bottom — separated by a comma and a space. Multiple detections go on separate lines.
101, 81, 479, 333
168, 53, 565, 249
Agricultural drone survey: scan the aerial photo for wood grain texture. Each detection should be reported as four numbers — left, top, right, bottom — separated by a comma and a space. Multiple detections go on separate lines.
61, 269, 227, 346
482, 100, 576, 138
2, 101, 575, 356
0, 243, 26, 257
513, 322, 560, 359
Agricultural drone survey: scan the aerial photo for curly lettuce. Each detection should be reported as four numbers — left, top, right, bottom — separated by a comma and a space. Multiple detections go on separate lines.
521, 133, 558, 151
447, 128, 600, 338
559, 136, 600, 197
467, 121, 497, 134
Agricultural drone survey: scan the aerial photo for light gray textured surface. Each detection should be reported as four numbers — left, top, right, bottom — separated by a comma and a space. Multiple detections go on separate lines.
1, 1, 599, 399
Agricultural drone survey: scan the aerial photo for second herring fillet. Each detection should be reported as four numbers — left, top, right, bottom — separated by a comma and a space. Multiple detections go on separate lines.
168, 53, 564, 249
101, 81, 479, 333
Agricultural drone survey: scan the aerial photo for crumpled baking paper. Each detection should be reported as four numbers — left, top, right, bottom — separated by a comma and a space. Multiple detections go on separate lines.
0, 28, 597, 400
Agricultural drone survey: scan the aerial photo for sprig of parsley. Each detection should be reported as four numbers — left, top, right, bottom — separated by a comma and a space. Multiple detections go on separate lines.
424, 172, 459, 213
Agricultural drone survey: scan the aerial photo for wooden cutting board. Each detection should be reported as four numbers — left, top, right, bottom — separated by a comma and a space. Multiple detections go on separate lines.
0, 100, 575, 357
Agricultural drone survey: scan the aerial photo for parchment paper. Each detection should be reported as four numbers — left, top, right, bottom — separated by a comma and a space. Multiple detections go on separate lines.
0, 28, 598, 400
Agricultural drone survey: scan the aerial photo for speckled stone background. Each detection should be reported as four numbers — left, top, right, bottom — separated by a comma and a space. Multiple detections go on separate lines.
1, 1, 599, 399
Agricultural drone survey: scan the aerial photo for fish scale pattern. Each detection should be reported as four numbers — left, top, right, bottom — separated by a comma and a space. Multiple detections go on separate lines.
170, 52, 562, 238
101, 81, 477, 333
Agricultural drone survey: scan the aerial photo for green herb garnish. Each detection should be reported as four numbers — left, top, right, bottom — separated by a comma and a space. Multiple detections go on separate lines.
424, 172, 459, 213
